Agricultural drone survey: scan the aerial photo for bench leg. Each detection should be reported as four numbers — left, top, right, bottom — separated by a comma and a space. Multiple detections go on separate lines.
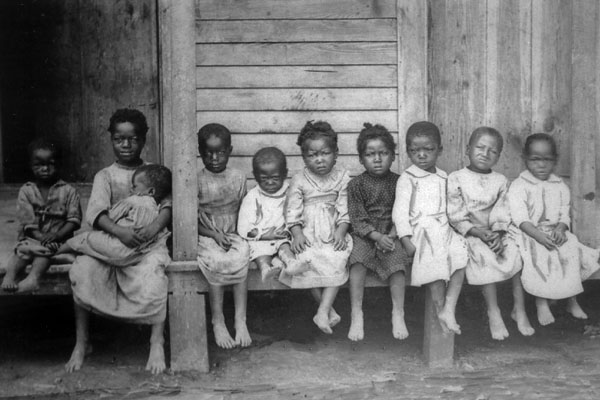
168, 291, 209, 372
423, 285, 454, 368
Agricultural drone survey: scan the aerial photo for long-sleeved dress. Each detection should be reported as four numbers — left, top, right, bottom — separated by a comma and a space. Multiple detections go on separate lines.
507, 170, 600, 299
197, 167, 250, 286
237, 182, 289, 261
447, 168, 522, 285
280, 166, 352, 288
69, 162, 171, 324
392, 164, 468, 287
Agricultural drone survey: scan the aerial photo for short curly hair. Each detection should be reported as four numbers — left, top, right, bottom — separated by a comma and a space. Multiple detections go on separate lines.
356, 123, 396, 157
252, 145, 287, 177
133, 164, 172, 202
108, 108, 149, 139
468, 126, 504, 153
197, 123, 232, 154
523, 133, 558, 158
296, 120, 338, 153
405, 121, 441, 148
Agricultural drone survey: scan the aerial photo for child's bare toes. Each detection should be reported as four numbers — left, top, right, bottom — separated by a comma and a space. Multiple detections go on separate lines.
16, 275, 40, 293
1, 278, 18, 292
392, 310, 409, 340
348, 311, 364, 341
313, 312, 333, 334
213, 321, 236, 349
438, 309, 461, 335
145, 342, 166, 375
328, 308, 341, 327
234, 320, 252, 347
65, 342, 87, 373
488, 309, 509, 340
511, 309, 535, 336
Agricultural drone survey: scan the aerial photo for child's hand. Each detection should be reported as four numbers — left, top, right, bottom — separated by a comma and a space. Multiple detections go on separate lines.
118, 227, 145, 248
487, 232, 505, 255
291, 232, 310, 254
44, 242, 61, 252
40, 232, 59, 246
260, 227, 289, 241
333, 230, 347, 251
247, 228, 259, 239
534, 232, 556, 250
134, 225, 157, 242
401, 236, 416, 258
214, 232, 232, 251
550, 224, 568, 246
376, 234, 396, 253
469, 227, 495, 243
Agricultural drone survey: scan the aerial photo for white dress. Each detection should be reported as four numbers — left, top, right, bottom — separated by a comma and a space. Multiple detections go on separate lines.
447, 168, 522, 285
507, 170, 600, 299
392, 165, 468, 287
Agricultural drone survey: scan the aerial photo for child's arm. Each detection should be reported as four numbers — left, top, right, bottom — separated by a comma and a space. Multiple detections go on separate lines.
549, 183, 571, 246
289, 224, 310, 253
519, 222, 555, 250
135, 207, 171, 241
392, 174, 416, 257
198, 212, 231, 250
332, 171, 351, 251
508, 180, 554, 250
41, 186, 82, 247
16, 186, 39, 241
96, 214, 144, 248
286, 175, 309, 253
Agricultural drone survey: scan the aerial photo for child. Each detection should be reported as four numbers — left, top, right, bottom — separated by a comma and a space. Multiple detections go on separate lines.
66, 109, 172, 375
196, 123, 252, 349
282, 120, 352, 334
392, 121, 468, 334
237, 146, 309, 282
58, 164, 171, 266
347, 123, 409, 341
1, 139, 81, 293
447, 127, 533, 340
507, 133, 600, 326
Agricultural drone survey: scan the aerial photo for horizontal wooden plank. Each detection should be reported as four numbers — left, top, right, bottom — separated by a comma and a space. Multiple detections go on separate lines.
196, 42, 397, 65
196, 66, 397, 88
197, 111, 398, 132
197, 88, 397, 111
196, 19, 396, 43
196, 0, 397, 20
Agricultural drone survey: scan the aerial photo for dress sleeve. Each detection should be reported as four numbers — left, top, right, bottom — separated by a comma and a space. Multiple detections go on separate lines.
16, 186, 37, 239
159, 194, 172, 210
86, 170, 112, 227
348, 178, 376, 237
507, 179, 532, 227
285, 174, 304, 228
335, 170, 351, 225
446, 173, 473, 236
392, 173, 413, 239
107, 199, 133, 223
489, 178, 511, 232
65, 186, 82, 227
237, 190, 259, 239
558, 182, 571, 228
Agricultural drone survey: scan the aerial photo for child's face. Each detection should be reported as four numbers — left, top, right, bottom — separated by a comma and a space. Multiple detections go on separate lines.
466, 133, 501, 173
31, 149, 58, 183
360, 138, 395, 177
112, 122, 145, 166
302, 138, 337, 176
131, 172, 153, 196
255, 161, 286, 194
524, 140, 556, 181
201, 135, 232, 173
407, 135, 442, 173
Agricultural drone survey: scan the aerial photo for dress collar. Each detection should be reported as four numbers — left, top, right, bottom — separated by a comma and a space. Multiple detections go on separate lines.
257, 182, 289, 198
519, 170, 562, 185
24, 179, 68, 189
403, 164, 447, 179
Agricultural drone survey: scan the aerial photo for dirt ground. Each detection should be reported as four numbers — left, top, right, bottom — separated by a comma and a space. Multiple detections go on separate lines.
1, 281, 600, 400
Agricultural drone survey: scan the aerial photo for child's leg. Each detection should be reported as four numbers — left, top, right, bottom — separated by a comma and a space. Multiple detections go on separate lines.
65, 303, 91, 372
55, 242, 74, 254
313, 286, 340, 334
535, 297, 555, 326
146, 321, 166, 374
510, 273, 535, 336
311, 288, 341, 327
255, 255, 280, 282
17, 256, 51, 293
1, 254, 28, 292
348, 263, 367, 341
389, 271, 408, 340
482, 283, 509, 340
566, 295, 588, 319
233, 279, 252, 347
438, 269, 465, 335
208, 283, 236, 349
278, 244, 311, 275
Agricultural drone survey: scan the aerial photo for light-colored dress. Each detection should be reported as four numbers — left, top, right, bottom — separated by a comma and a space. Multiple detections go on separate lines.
392, 165, 468, 287
197, 168, 250, 286
237, 183, 289, 260
507, 170, 600, 299
280, 166, 352, 288
447, 168, 522, 285
69, 162, 171, 325
67, 194, 170, 267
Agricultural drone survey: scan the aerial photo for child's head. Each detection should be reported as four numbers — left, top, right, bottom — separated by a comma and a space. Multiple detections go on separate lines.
522, 133, 558, 181
357, 123, 396, 177
297, 120, 338, 176
108, 109, 148, 167
405, 121, 442, 173
466, 126, 503, 173
132, 164, 172, 203
252, 146, 287, 194
28, 138, 61, 184
197, 123, 232, 174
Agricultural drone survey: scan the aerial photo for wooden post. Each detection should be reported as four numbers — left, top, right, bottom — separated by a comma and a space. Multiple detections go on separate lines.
423, 285, 454, 368
159, 0, 207, 372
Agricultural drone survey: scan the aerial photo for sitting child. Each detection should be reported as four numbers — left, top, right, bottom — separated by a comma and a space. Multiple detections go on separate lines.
447, 127, 533, 340
57, 164, 171, 266
508, 133, 600, 326
237, 146, 309, 282
1, 138, 81, 293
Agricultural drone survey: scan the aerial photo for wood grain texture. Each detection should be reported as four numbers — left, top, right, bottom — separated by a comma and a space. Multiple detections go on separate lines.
168, 292, 209, 372
423, 285, 454, 367
196, 42, 397, 66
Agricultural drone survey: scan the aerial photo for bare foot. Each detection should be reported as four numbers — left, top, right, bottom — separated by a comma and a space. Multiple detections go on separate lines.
487, 308, 509, 340
213, 320, 236, 349
260, 264, 282, 282
392, 309, 409, 340
16, 274, 40, 293
285, 258, 312, 276
313, 311, 333, 334
329, 308, 341, 327
536, 299, 555, 326
438, 308, 461, 335
145, 342, 166, 375
65, 342, 90, 373
234, 318, 252, 347
567, 298, 588, 319
347, 310, 364, 341
511, 308, 535, 336
1, 271, 19, 292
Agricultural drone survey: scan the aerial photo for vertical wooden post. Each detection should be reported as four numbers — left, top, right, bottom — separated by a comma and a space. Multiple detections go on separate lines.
423, 285, 454, 368
159, 0, 207, 372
